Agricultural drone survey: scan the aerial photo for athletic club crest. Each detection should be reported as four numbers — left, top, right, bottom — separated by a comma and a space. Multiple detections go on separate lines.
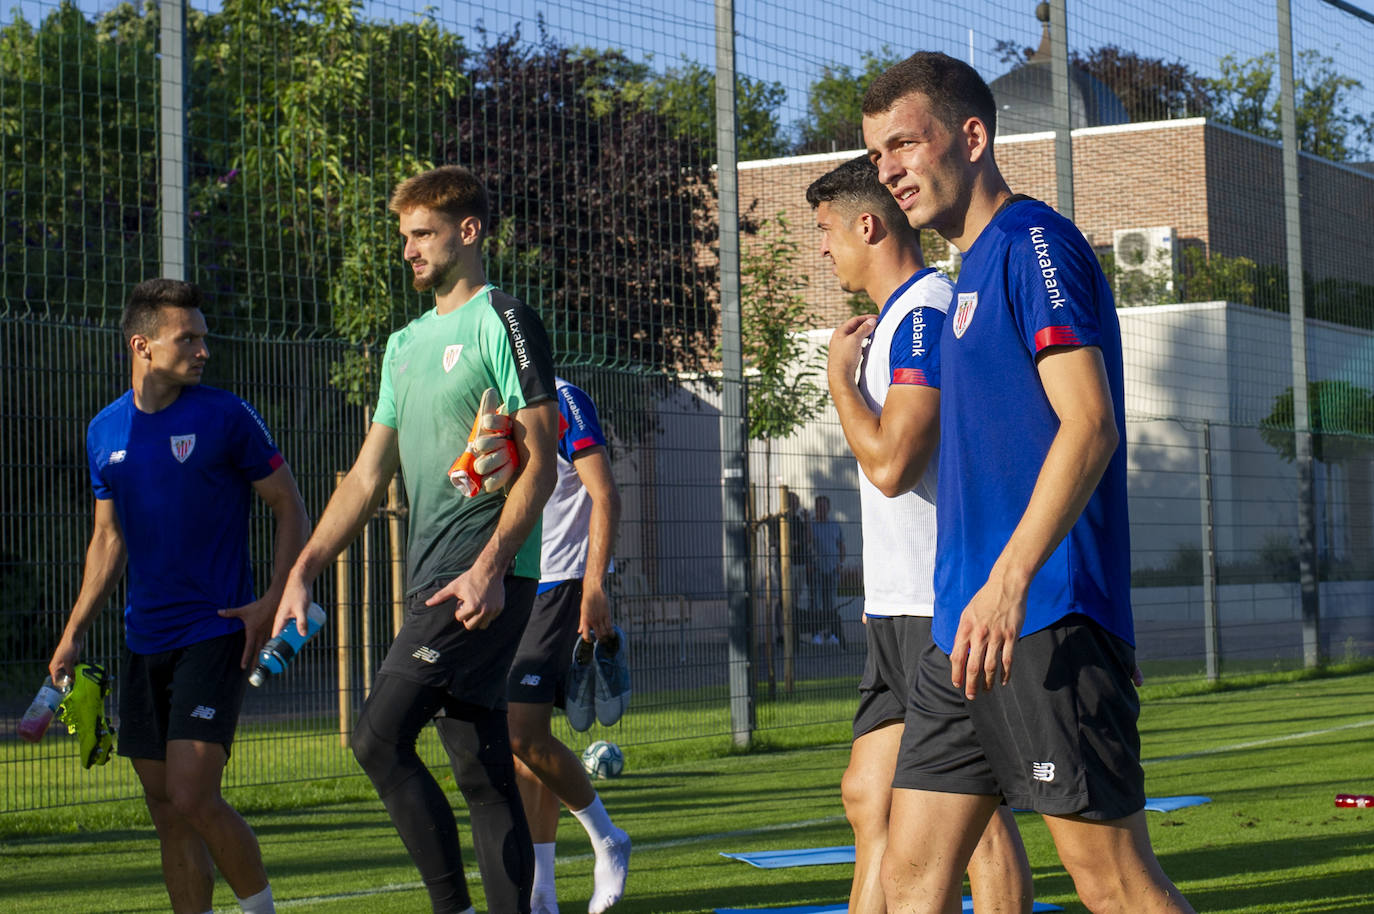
442, 344, 463, 373
953, 292, 979, 339
170, 434, 196, 463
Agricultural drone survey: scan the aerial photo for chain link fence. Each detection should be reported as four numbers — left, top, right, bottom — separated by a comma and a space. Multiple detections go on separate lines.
2, 0, 1372, 812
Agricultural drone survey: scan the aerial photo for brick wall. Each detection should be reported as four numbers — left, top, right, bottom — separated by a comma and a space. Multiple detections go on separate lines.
734, 119, 1374, 329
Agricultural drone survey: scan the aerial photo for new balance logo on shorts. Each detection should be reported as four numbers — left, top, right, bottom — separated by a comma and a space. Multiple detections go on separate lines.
1032, 761, 1056, 782
412, 646, 441, 664
190, 705, 217, 721
520, 674, 541, 686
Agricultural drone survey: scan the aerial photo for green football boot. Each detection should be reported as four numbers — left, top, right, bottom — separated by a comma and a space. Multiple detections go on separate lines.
58, 662, 116, 768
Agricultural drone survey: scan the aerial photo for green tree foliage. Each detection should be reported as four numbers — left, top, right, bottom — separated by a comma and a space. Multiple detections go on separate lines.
1260, 380, 1374, 463
741, 214, 827, 444
635, 57, 789, 162
1209, 50, 1373, 161
1, 1, 163, 318
436, 29, 721, 377
1071, 45, 1213, 122
795, 49, 901, 155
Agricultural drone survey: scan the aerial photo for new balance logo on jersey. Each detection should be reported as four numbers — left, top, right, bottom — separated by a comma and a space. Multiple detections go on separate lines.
1032, 761, 1056, 782
189, 705, 216, 721
520, 674, 541, 686
412, 646, 441, 664
170, 434, 196, 463
442, 344, 463, 373
109, 450, 127, 464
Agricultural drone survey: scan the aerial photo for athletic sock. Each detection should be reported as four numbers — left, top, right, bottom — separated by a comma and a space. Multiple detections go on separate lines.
587, 825, 630, 914
570, 794, 614, 844
236, 885, 275, 914
532, 842, 559, 914
572, 798, 630, 914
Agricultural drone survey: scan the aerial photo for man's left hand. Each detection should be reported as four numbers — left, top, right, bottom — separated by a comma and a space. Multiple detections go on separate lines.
220, 597, 278, 668
427, 564, 505, 630
579, 583, 613, 642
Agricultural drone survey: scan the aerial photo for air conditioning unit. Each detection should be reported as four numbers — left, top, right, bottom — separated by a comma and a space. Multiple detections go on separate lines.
1112, 226, 1176, 305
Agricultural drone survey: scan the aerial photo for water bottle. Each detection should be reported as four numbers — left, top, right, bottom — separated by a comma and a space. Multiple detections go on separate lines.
18, 673, 72, 742
249, 602, 327, 687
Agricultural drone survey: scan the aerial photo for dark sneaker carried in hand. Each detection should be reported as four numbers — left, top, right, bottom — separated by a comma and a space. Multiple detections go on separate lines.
565, 636, 597, 732
593, 627, 631, 727
58, 662, 116, 769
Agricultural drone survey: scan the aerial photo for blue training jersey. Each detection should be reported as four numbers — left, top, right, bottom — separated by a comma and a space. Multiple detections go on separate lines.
933, 197, 1133, 652
86, 385, 284, 653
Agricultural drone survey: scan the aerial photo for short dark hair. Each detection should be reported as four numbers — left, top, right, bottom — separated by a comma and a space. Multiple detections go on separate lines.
806, 154, 915, 240
389, 165, 492, 234
121, 279, 203, 342
862, 51, 997, 144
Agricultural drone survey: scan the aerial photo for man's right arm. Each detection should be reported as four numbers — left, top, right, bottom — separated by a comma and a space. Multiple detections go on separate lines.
50, 499, 126, 682
827, 315, 940, 497
276, 422, 400, 635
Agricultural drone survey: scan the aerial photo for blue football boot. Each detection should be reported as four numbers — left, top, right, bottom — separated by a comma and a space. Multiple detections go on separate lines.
593, 626, 631, 727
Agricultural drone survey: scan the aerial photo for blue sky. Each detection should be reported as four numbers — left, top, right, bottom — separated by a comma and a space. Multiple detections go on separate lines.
7, 0, 1373, 140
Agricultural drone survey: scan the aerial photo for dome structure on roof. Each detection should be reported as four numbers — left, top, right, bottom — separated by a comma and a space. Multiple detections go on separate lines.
988, 3, 1130, 136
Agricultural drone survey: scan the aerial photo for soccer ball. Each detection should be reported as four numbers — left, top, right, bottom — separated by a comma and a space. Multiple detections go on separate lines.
581, 740, 624, 779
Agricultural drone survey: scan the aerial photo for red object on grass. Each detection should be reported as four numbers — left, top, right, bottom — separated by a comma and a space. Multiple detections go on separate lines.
1334, 794, 1374, 808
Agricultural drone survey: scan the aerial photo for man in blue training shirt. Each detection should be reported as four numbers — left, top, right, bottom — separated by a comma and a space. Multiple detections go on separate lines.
507, 377, 630, 914
811, 153, 1030, 914
49, 278, 309, 914
861, 53, 1195, 913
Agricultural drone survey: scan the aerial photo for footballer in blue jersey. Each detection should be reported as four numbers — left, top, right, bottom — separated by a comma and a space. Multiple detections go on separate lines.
813, 154, 1031, 914
48, 278, 308, 914
861, 52, 1195, 914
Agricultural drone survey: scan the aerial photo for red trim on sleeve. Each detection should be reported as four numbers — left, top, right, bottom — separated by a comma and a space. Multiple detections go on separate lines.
1035, 326, 1082, 351
268, 453, 285, 470
571, 436, 598, 452
892, 368, 929, 385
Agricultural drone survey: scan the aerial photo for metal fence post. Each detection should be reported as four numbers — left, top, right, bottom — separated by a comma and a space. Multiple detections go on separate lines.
1048, 0, 1075, 221
158, 0, 188, 280
716, 0, 755, 746
1277, 0, 1321, 668
1200, 421, 1220, 681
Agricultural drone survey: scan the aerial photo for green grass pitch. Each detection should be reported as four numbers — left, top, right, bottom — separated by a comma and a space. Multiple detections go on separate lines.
3, 670, 1373, 913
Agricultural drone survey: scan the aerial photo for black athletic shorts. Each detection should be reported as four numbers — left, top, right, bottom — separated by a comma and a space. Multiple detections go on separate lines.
379, 576, 537, 710
507, 580, 582, 707
895, 613, 1146, 820
853, 615, 932, 740
118, 628, 248, 760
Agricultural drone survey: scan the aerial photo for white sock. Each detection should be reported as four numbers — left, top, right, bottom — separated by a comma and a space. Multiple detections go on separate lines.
533, 841, 558, 902
236, 885, 275, 914
571, 794, 614, 844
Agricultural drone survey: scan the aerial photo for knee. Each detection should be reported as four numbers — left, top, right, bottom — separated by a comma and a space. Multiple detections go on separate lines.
841, 766, 888, 836
165, 780, 222, 826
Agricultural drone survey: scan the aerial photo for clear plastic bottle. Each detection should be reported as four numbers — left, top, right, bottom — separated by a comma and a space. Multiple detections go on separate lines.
18, 674, 72, 742
249, 602, 327, 687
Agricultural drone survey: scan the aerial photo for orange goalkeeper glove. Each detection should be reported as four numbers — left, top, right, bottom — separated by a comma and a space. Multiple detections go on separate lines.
448, 387, 518, 496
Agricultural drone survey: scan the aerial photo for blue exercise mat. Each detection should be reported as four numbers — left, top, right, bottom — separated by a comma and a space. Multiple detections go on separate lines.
720, 846, 854, 869
714, 900, 1063, 913
1143, 795, 1211, 812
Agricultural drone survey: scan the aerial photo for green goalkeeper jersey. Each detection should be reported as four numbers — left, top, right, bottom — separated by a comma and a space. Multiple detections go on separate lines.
374, 284, 555, 591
